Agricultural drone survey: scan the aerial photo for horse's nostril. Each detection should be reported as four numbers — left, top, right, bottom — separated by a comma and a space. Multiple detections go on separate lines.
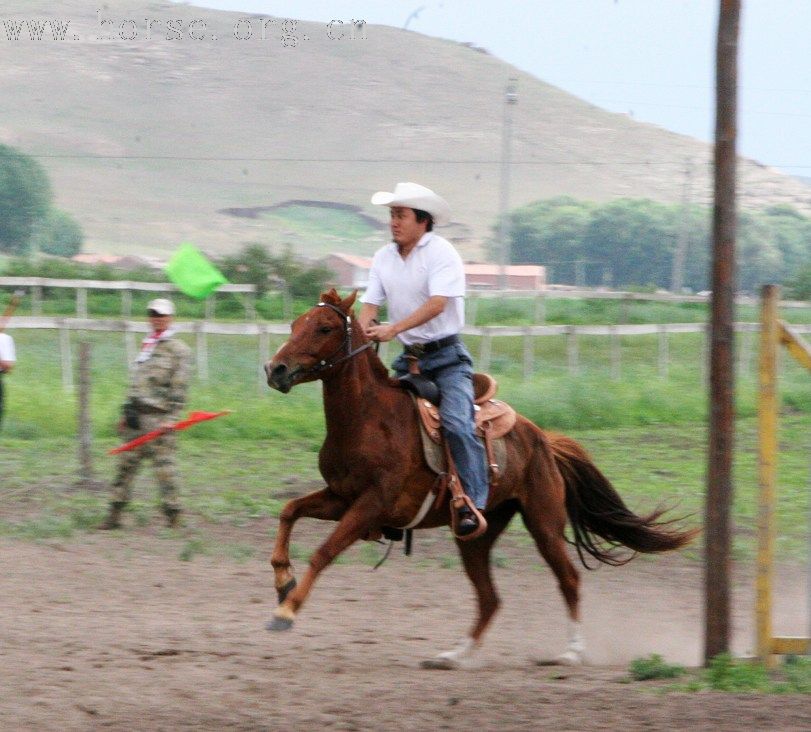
271, 363, 287, 380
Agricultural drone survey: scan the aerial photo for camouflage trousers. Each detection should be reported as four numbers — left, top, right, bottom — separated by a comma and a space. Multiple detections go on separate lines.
110, 414, 180, 511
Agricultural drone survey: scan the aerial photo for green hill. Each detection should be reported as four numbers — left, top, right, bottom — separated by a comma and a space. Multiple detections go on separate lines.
3, 0, 810, 259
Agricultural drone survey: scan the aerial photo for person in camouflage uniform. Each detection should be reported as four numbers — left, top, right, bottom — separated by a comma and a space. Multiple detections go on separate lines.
99, 298, 191, 529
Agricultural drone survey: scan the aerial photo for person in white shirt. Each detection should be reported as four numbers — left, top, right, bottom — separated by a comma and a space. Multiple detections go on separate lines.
358, 182, 489, 538
0, 331, 16, 429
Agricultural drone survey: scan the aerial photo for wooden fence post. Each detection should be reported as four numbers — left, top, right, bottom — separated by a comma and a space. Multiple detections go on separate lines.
76, 341, 95, 487
195, 321, 208, 381
467, 294, 478, 327
479, 328, 492, 372
533, 292, 546, 325
658, 325, 669, 379
245, 292, 257, 320
522, 327, 534, 381
739, 325, 753, 376
701, 323, 710, 386
59, 320, 72, 391
567, 327, 579, 376
122, 289, 132, 318
282, 284, 293, 321
32, 285, 42, 316
124, 321, 136, 366
610, 326, 621, 380
619, 294, 632, 325
76, 287, 88, 318
258, 327, 269, 394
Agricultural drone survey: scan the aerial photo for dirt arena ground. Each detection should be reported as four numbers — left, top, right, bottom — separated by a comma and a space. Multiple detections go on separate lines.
1, 518, 808, 731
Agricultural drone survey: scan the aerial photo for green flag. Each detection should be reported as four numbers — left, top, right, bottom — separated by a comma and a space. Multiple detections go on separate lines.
165, 243, 228, 300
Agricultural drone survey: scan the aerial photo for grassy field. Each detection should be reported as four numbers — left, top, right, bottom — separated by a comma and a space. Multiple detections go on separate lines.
1, 324, 808, 559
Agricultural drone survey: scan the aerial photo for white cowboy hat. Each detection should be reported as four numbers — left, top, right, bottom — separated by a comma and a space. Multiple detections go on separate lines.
147, 298, 175, 315
371, 182, 451, 226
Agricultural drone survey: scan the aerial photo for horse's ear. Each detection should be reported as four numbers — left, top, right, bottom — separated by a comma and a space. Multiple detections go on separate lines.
319, 288, 341, 305
340, 290, 358, 314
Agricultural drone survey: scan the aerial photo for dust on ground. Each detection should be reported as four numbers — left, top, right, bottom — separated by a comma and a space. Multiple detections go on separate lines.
0, 516, 808, 731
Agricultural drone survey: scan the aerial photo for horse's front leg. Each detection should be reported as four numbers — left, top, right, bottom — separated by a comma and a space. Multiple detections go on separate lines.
270, 488, 348, 604
267, 490, 380, 631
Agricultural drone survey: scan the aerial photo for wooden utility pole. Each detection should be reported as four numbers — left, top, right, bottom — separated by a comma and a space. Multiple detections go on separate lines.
670, 157, 694, 294
704, 0, 740, 664
76, 341, 95, 488
498, 78, 518, 291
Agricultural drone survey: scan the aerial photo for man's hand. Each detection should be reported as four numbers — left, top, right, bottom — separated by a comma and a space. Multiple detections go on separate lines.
364, 323, 398, 342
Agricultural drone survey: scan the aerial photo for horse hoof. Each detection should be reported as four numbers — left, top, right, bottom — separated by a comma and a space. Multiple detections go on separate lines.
531, 650, 585, 667
265, 616, 294, 632
276, 578, 297, 604
419, 656, 460, 670
554, 649, 584, 666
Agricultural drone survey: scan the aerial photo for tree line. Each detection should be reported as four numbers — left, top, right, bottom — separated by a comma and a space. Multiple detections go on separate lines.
489, 196, 811, 298
0, 144, 84, 257
3, 142, 810, 299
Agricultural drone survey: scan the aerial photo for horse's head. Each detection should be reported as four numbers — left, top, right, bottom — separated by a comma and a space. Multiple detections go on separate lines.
265, 289, 360, 393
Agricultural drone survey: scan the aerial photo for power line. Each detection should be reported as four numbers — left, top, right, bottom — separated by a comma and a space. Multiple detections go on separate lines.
20, 152, 811, 169
24, 152, 707, 165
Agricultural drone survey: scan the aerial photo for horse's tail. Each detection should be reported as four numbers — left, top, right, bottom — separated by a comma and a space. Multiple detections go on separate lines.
547, 432, 699, 568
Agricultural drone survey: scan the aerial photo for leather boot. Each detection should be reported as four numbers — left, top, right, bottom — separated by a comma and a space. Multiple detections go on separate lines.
164, 507, 182, 528
456, 506, 480, 537
98, 501, 126, 530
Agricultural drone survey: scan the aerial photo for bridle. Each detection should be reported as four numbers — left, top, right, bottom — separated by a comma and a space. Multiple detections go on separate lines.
297, 301, 376, 376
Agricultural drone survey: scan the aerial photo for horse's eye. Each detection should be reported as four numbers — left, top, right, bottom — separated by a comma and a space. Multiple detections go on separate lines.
318, 326, 333, 335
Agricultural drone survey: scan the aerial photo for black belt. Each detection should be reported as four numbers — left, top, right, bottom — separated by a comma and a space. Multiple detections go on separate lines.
403, 334, 460, 357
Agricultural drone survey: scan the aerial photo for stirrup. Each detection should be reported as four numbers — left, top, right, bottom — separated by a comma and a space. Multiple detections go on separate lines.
450, 496, 487, 541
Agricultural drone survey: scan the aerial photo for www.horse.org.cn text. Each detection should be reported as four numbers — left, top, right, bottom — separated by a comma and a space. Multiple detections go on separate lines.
0, 15, 368, 44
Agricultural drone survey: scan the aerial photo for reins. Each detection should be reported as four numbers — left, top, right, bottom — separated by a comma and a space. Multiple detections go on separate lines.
299, 301, 376, 376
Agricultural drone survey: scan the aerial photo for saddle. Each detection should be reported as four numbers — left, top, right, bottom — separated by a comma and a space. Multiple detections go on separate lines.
417, 372, 512, 434
398, 373, 515, 541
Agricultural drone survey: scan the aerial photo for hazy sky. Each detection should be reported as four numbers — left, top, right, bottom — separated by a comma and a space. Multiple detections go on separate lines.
179, 0, 811, 179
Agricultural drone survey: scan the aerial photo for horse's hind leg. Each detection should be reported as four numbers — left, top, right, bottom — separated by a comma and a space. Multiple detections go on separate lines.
421, 500, 518, 670
519, 469, 584, 665
270, 488, 347, 603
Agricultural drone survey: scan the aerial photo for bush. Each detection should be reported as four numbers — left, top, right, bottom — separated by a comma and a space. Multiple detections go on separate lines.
785, 264, 811, 300
705, 653, 770, 692
629, 654, 685, 681
0, 144, 51, 255
30, 209, 84, 257
218, 242, 332, 300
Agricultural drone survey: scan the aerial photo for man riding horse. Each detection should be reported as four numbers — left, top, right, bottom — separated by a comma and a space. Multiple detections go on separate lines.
359, 182, 488, 539
263, 188, 697, 668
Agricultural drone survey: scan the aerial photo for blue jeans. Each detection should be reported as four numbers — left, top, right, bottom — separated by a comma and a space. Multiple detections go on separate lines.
392, 341, 489, 510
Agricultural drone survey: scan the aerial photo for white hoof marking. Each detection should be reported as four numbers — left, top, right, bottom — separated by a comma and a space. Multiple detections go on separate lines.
554, 649, 584, 666
420, 637, 475, 670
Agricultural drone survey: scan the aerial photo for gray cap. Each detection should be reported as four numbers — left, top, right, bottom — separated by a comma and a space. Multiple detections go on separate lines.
147, 298, 175, 315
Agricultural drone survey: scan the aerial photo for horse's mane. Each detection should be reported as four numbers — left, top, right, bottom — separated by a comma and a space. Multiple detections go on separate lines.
366, 345, 403, 388
318, 289, 402, 389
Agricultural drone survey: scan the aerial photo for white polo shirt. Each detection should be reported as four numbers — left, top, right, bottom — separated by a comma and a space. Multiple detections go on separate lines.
0, 333, 15, 364
361, 232, 465, 346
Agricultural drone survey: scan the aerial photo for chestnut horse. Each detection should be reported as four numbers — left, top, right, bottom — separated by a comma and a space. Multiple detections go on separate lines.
264, 290, 697, 668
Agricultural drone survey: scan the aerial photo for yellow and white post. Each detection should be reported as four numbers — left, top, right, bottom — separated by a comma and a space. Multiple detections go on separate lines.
756, 284, 811, 663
